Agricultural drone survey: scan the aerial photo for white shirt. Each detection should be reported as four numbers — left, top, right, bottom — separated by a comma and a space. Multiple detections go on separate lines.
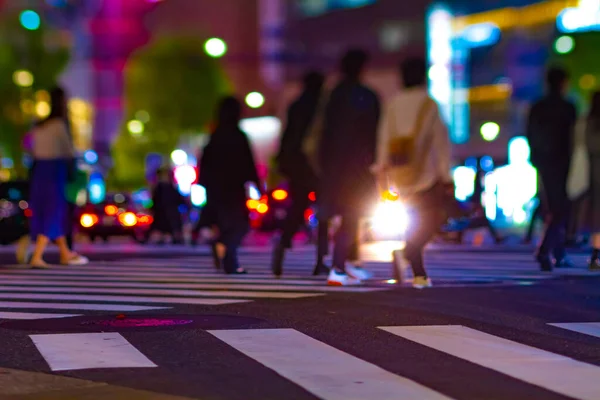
373, 87, 452, 194
32, 118, 74, 160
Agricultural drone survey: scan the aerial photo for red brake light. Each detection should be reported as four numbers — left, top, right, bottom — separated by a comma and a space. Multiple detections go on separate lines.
308, 192, 316, 201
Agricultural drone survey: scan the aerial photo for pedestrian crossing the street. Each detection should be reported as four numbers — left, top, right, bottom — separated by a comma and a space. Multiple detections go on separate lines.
21, 321, 600, 400
0, 246, 599, 321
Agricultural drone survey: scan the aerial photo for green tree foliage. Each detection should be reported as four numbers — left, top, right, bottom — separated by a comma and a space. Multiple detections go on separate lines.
548, 32, 600, 111
0, 10, 69, 176
109, 36, 232, 189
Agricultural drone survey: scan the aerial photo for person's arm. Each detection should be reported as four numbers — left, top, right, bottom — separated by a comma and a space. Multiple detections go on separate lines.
242, 135, 260, 187
366, 92, 381, 168
431, 105, 452, 184
372, 101, 391, 174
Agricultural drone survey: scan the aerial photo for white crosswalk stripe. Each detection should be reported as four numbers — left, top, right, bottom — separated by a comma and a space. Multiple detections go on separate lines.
0, 252, 386, 320
1, 246, 598, 320
21, 323, 600, 400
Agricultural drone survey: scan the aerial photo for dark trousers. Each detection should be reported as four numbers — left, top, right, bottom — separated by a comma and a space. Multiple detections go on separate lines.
405, 188, 444, 278
280, 181, 311, 248
65, 202, 76, 250
220, 225, 248, 273
525, 200, 543, 243
332, 212, 360, 271
538, 167, 569, 260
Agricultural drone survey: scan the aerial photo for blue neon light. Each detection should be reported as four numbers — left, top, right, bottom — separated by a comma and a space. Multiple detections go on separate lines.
557, 8, 600, 33
460, 23, 501, 48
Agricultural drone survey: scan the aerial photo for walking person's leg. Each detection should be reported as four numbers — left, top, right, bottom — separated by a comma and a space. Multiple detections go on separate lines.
328, 212, 369, 284
272, 182, 310, 276
221, 224, 248, 274
404, 205, 441, 288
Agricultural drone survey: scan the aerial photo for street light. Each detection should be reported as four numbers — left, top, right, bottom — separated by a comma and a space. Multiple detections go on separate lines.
13, 70, 34, 87
245, 92, 265, 109
204, 38, 227, 58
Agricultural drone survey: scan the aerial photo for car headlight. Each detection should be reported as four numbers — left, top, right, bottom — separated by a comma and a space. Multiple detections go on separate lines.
371, 200, 409, 237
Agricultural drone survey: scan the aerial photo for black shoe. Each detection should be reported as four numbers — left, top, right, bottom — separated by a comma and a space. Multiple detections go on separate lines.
272, 245, 285, 277
537, 255, 553, 272
312, 262, 330, 276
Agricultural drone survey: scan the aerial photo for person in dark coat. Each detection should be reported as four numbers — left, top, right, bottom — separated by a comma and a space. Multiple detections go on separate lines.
198, 96, 260, 274
526, 67, 577, 271
271, 71, 324, 276
319, 49, 380, 286
147, 168, 185, 244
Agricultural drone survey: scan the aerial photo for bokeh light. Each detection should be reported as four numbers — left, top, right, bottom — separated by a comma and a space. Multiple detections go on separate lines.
480, 122, 500, 141
245, 92, 265, 109
171, 149, 188, 166
13, 70, 33, 87
35, 101, 50, 118
554, 35, 574, 54
136, 110, 150, 123
204, 38, 227, 58
20, 10, 41, 30
127, 120, 144, 136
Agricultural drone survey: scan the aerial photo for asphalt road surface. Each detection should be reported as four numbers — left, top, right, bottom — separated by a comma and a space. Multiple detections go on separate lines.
0, 242, 599, 400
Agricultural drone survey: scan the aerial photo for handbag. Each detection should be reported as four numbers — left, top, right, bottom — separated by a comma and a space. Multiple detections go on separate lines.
383, 98, 435, 193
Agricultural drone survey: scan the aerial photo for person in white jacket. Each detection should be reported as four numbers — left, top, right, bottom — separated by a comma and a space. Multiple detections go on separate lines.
372, 57, 452, 288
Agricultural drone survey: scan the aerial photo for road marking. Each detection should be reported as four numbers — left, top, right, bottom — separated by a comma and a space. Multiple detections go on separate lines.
0, 312, 80, 320
0, 293, 249, 305
0, 286, 325, 299
0, 280, 382, 293
30, 332, 157, 371
209, 328, 453, 400
380, 325, 600, 400
0, 301, 168, 312
0, 275, 328, 285
549, 322, 600, 338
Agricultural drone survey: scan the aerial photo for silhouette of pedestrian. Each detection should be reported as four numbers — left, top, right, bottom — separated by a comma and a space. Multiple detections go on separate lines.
271, 71, 324, 276
198, 97, 260, 274
526, 67, 577, 271
319, 49, 380, 286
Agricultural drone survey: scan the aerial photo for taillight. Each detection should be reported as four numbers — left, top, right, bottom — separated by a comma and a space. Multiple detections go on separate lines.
246, 199, 259, 210
308, 191, 316, 201
118, 212, 137, 227
80, 213, 98, 228
105, 204, 118, 215
272, 189, 288, 201
137, 214, 153, 226
256, 203, 269, 214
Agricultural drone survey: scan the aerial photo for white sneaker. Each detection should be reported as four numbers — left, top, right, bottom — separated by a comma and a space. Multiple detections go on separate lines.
412, 276, 432, 289
64, 255, 89, 266
346, 265, 374, 280
327, 270, 362, 286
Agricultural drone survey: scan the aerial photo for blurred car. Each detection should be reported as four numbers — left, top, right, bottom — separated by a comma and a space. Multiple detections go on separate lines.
0, 181, 30, 245
246, 187, 317, 234
77, 192, 152, 243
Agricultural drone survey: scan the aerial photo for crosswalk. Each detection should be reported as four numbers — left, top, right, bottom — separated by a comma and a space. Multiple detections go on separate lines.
0, 245, 599, 321
0, 251, 385, 321
20, 321, 600, 400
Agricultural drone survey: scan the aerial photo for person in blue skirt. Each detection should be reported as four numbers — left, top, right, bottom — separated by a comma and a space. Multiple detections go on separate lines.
28, 87, 88, 268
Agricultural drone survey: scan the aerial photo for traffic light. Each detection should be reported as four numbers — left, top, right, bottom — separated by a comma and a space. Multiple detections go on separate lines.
20, 10, 41, 30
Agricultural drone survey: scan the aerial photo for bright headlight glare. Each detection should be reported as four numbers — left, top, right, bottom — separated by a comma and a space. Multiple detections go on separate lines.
371, 200, 409, 236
